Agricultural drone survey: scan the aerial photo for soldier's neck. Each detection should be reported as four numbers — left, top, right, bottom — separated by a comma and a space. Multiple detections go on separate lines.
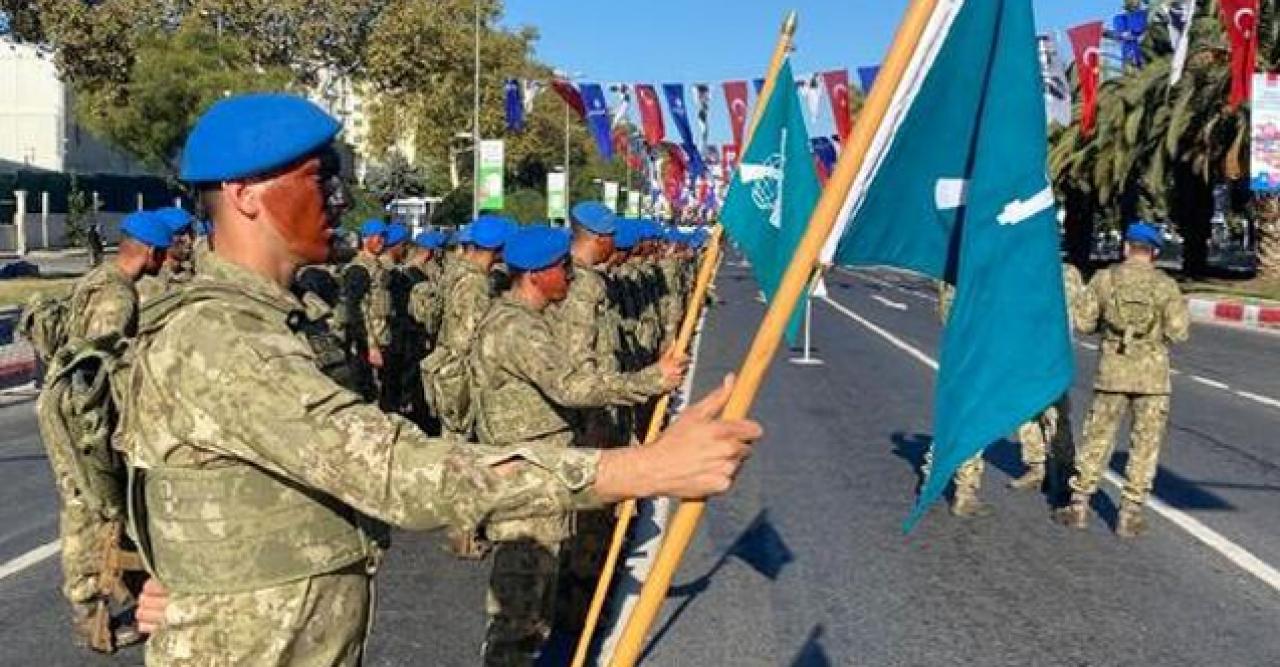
511, 281, 549, 311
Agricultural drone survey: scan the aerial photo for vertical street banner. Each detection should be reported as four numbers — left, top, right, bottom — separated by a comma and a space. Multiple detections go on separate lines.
604, 181, 620, 212
636, 84, 666, 144
580, 83, 616, 160
822, 70, 853, 142
1067, 22, 1103, 136
723, 80, 751, 150
547, 171, 567, 220
626, 190, 641, 217
477, 139, 505, 211
1251, 74, 1280, 192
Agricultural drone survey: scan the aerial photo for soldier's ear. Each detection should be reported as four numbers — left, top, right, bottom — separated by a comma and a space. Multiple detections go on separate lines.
224, 181, 262, 221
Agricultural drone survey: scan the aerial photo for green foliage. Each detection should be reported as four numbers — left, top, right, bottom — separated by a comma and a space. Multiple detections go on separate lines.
64, 175, 91, 247
362, 152, 430, 205
503, 188, 546, 224
431, 188, 473, 228
341, 186, 387, 232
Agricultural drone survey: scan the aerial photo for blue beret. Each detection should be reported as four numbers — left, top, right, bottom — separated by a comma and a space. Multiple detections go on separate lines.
614, 220, 641, 250
413, 230, 444, 249
470, 215, 515, 250
505, 226, 571, 272
153, 207, 193, 233
181, 94, 341, 183
120, 211, 173, 249
360, 219, 386, 238
384, 222, 410, 247
571, 201, 617, 235
456, 225, 473, 245
1125, 221, 1163, 249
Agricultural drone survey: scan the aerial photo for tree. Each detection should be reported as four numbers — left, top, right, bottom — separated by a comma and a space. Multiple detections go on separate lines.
362, 152, 430, 205
503, 188, 545, 224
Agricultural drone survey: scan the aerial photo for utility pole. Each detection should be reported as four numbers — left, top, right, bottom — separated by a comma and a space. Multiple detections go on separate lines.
472, 0, 481, 220
564, 104, 571, 214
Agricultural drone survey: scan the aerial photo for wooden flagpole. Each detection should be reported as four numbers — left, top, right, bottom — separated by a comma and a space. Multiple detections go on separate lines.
570, 226, 724, 667
607, 1, 942, 665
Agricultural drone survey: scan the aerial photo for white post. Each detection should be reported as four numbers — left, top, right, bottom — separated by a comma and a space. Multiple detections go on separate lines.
174, 196, 182, 209
14, 190, 27, 256
40, 191, 50, 249
136, 192, 144, 211
789, 274, 825, 366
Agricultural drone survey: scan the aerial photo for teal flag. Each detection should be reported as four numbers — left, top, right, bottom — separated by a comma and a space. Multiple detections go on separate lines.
720, 60, 821, 344
831, 0, 1074, 528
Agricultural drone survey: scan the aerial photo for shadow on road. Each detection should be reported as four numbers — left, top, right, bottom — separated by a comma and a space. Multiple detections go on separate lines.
787, 624, 832, 666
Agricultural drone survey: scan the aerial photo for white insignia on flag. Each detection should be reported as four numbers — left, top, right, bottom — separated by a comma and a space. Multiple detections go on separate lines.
934, 178, 969, 210
996, 185, 1055, 226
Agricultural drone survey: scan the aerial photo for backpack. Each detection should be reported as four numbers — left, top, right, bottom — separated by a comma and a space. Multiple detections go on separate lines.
18, 293, 70, 363
1105, 271, 1160, 350
421, 345, 474, 436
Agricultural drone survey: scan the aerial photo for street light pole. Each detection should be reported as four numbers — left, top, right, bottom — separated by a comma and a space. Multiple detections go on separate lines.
472, 0, 481, 220
563, 103, 571, 215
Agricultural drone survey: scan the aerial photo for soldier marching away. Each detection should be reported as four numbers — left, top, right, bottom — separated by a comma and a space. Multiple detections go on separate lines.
1055, 222, 1190, 537
122, 94, 759, 665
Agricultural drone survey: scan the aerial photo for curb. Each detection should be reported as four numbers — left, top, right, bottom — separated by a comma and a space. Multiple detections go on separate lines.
1187, 296, 1280, 331
0, 343, 36, 388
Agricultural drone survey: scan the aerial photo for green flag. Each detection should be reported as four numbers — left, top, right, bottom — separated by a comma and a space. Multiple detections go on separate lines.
720, 60, 820, 344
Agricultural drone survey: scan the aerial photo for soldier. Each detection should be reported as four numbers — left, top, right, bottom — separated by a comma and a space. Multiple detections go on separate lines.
380, 222, 412, 411
126, 94, 760, 665
136, 207, 196, 305
1009, 260, 1092, 496
546, 205, 690, 631
401, 230, 447, 426
342, 219, 392, 401
1055, 222, 1190, 537
656, 229, 687, 352
470, 226, 685, 665
50, 210, 171, 648
422, 215, 514, 440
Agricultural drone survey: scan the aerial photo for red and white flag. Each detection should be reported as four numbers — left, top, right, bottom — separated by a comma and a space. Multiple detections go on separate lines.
1219, 0, 1259, 107
722, 80, 750, 149
551, 79, 586, 120
635, 84, 666, 144
822, 70, 853, 142
1067, 21, 1103, 137
722, 143, 739, 181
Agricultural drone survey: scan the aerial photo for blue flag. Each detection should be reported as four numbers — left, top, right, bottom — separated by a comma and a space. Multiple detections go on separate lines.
662, 83, 706, 177
856, 66, 881, 93
720, 60, 820, 346
504, 79, 525, 132
579, 83, 615, 161
830, 0, 1073, 528
810, 137, 838, 176
1112, 9, 1148, 68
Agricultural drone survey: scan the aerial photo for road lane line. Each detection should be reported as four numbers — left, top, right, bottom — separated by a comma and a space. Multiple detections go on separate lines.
1235, 390, 1280, 410
1190, 375, 1230, 390
834, 266, 938, 303
1079, 342, 1099, 351
818, 294, 1280, 595
871, 294, 908, 311
0, 540, 59, 581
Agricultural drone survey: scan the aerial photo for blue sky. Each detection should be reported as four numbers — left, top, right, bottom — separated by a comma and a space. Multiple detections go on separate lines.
500, 0, 1120, 143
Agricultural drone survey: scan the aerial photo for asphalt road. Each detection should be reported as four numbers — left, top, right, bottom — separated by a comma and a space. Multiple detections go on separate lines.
0, 262, 1277, 665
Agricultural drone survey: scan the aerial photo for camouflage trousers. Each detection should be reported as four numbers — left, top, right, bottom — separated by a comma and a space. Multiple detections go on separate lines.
556, 508, 617, 634
1070, 391, 1170, 505
146, 567, 371, 666
1016, 393, 1075, 466
485, 539, 562, 667
58, 496, 109, 607
922, 447, 985, 494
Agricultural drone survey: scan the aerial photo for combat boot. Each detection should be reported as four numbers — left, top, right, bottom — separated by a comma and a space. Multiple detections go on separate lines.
1052, 492, 1091, 529
70, 601, 113, 653
1007, 463, 1046, 491
949, 489, 992, 518
1115, 501, 1148, 538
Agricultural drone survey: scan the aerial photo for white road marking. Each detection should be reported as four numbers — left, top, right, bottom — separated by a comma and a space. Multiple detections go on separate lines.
0, 540, 59, 581
1190, 375, 1230, 390
871, 294, 909, 311
1235, 390, 1280, 410
1079, 342, 1099, 351
819, 294, 1280, 595
834, 266, 938, 303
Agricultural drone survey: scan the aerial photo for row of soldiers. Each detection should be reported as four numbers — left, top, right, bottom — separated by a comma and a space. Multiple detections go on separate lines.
26, 94, 745, 666
936, 222, 1190, 540
294, 207, 709, 664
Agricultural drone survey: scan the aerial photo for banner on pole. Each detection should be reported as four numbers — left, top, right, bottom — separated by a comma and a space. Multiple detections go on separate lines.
547, 171, 567, 219
626, 190, 641, 217
1251, 74, 1280, 192
604, 181, 620, 212
477, 139, 505, 211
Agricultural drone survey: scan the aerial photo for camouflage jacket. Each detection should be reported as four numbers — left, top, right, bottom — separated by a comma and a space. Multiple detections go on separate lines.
1083, 260, 1189, 394
341, 251, 391, 351
433, 258, 493, 360
67, 261, 137, 340
408, 260, 445, 349
548, 260, 612, 375
470, 295, 664, 447
136, 261, 194, 306
657, 256, 685, 348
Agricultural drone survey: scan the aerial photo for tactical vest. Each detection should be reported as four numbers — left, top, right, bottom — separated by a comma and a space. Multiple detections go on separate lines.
1102, 268, 1161, 353
123, 281, 383, 593
471, 303, 573, 447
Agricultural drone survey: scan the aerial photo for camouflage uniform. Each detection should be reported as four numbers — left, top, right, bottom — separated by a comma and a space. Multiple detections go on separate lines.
51, 263, 137, 620
122, 253, 604, 666
135, 261, 194, 306
612, 261, 645, 372
340, 251, 391, 401
1068, 259, 1189, 515
423, 257, 493, 439
382, 257, 419, 412
470, 294, 664, 666
636, 259, 666, 359
933, 282, 986, 504
657, 255, 685, 352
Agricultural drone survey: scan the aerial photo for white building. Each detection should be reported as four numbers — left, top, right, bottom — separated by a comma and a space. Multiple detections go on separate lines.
312, 68, 416, 184
0, 35, 152, 175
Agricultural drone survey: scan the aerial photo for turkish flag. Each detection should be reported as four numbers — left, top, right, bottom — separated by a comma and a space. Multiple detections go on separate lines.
1219, 0, 1259, 108
635, 84, 666, 144
660, 142, 687, 205
1067, 22, 1104, 137
722, 81, 750, 149
822, 70, 853, 142
722, 144, 739, 181
551, 79, 586, 120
